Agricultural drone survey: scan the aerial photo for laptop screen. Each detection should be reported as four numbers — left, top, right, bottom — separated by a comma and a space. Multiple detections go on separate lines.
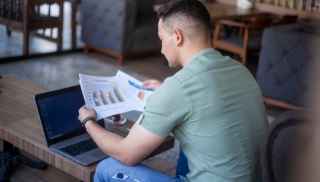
35, 86, 85, 145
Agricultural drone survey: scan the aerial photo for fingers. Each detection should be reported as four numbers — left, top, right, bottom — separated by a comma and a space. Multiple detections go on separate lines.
79, 106, 94, 112
138, 91, 145, 100
143, 79, 161, 89
143, 79, 159, 85
143, 82, 154, 88
78, 105, 97, 120
79, 106, 86, 112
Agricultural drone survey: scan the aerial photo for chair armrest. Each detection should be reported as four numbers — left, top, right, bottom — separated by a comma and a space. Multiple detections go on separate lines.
264, 97, 304, 111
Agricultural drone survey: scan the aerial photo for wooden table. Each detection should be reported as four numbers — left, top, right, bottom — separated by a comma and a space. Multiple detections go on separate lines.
0, 76, 174, 182
154, 2, 266, 23
205, 3, 265, 21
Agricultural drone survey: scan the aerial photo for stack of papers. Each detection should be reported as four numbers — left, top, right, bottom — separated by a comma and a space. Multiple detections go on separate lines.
79, 71, 153, 120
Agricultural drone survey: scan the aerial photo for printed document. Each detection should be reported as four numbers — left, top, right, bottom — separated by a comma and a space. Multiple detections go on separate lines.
79, 71, 153, 120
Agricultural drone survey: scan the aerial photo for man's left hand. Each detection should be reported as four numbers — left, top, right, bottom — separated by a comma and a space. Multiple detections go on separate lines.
78, 106, 97, 122
137, 91, 145, 100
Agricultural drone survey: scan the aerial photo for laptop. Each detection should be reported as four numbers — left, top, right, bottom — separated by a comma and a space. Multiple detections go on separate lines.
35, 85, 108, 166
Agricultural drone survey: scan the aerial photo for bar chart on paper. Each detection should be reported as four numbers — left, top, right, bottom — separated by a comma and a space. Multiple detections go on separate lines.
92, 88, 125, 106
79, 71, 153, 119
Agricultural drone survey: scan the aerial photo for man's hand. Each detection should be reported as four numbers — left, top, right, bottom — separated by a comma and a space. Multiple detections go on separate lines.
78, 106, 97, 122
138, 91, 145, 100
143, 79, 162, 89
137, 79, 161, 100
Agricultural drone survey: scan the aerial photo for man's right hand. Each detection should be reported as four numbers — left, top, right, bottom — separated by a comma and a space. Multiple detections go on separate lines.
143, 79, 162, 90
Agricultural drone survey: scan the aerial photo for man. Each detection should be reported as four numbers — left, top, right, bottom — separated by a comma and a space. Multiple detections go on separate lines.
78, 0, 267, 181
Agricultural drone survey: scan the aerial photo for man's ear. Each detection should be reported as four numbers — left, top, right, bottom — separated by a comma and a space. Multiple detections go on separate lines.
174, 29, 184, 47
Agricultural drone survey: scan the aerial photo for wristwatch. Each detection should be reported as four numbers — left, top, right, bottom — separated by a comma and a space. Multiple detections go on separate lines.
81, 116, 96, 127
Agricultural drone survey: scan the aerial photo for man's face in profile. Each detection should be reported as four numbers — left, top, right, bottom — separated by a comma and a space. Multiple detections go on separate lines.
158, 19, 179, 68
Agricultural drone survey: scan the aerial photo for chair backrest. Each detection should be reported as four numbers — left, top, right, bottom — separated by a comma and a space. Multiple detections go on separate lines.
262, 111, 308, 182
256, 21, 320, 108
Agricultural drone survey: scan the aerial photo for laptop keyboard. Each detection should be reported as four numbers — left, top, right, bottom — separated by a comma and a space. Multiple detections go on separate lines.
61, 140, 97, 156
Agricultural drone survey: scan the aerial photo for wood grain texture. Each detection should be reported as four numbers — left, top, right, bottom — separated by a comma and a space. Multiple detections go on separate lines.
0, 76, 95, 182
0, 76, 174, 182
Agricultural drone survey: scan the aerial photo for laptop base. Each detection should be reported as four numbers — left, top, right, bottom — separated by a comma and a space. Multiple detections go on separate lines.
50, 133, 108, 166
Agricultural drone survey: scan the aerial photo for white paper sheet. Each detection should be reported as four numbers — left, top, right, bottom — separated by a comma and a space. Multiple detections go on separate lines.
79, 71, 153, 120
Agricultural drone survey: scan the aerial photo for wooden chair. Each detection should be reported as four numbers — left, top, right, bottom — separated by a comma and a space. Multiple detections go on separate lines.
212, 13, 275, 64
0, 0, 64, 56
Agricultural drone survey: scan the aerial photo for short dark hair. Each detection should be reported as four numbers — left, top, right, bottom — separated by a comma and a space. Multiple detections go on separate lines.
157, 0, 212, 34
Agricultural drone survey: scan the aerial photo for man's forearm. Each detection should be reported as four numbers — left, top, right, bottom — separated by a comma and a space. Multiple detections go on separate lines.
85, 120, 125, 160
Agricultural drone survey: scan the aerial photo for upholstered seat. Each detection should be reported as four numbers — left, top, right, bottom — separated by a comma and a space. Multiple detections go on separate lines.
80, 0, 160, 64
256, 21, 320, 108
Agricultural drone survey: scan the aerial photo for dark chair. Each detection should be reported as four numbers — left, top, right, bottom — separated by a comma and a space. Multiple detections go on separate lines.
261, 111, 309, 182
80, 0, 160, 65
257, 21, 320, 110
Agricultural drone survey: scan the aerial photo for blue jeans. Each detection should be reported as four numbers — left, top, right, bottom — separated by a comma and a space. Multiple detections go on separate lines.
94, 158, 185, 182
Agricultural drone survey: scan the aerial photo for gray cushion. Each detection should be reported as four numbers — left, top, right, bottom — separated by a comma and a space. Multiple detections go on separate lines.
81, 0, 160, 54
256, 22, 320, 107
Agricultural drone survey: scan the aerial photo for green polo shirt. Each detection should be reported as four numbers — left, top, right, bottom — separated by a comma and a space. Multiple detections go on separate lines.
139, 48, 267, 182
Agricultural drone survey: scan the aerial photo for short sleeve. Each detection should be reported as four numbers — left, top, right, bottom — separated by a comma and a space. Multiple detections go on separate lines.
139, 77, 191, 138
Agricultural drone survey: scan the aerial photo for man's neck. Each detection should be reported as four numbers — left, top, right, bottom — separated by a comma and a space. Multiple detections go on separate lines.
180, 43, 212, 67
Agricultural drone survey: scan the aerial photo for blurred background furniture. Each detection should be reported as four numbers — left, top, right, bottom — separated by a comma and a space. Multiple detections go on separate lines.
261, 111, 309, 182
256, 20, 320, 110
212, 13, 274, 64
212, 13, 297, 64
0, 75, 2, 94
65, 0, 81, 50
0, 0, 64, 56
205, 2, 262, 21
80, 0, 160, 65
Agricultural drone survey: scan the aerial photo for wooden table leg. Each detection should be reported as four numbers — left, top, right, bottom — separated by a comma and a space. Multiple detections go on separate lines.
23, 31, 30, 56
70, 0, 79, 50
57, 1, 64, 51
